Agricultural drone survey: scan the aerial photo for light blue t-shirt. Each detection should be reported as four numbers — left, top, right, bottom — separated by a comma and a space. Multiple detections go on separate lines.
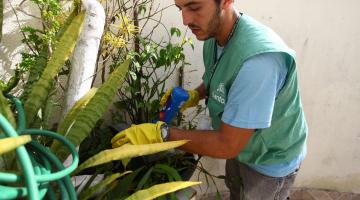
221, 51, 306, 177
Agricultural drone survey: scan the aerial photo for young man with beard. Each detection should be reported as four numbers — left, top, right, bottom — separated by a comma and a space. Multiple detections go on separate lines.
111, 0, 308, 199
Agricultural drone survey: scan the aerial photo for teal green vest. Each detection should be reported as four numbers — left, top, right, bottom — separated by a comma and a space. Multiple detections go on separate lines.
202, 14, 308, 165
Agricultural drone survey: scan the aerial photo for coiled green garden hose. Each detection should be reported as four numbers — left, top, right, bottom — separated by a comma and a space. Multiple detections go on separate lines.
0, 95, 79, 200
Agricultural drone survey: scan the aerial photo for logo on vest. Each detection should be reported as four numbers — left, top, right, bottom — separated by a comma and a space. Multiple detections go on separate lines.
217, 83, 225, 93
211, 83, 226, 105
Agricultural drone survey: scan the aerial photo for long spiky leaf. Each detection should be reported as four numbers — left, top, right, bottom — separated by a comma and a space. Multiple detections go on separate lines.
126, 181, 201, 200
0, 135, 31, 155
0, 92, 15, 128
74, 141, 188, 174
57, 88, 98, 136
78, 171, 132, 200
24, 11, 86, 126
53, 60, 131, 160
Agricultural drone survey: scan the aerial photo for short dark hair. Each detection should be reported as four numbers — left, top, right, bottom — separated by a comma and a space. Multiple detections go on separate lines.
214, 0, 234, 5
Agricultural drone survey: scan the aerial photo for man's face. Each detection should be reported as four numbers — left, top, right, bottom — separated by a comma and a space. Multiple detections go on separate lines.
175, 0, 222, 41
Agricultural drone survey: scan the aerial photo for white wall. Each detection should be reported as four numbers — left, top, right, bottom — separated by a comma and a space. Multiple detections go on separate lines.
161, 0, 360, 195
1, 0, 37, 81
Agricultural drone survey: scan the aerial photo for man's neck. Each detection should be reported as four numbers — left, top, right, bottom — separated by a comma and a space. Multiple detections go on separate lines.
216, 9, 239, 47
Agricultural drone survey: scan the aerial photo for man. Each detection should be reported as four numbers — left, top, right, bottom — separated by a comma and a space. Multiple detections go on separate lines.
111, 0, 308, 199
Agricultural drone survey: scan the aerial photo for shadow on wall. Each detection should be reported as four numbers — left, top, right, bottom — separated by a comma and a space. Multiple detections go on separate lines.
0, 1, 41, 79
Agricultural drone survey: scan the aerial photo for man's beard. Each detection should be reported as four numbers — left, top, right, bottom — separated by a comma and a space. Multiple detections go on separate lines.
204, 6, 222, 40
187, 6, 222, 41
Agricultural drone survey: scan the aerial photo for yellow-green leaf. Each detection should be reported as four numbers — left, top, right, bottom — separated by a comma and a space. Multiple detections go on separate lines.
74, 140, 188, 174
0, 94, 17, 169
79, 171, 132, 200
0, 93, 15, 128
24, 11, 86, 126
126, 181, 201, 200
57, 88, 98, 136
56, 6, 80, 40
52, 60, 130, 161
0, 135, 31, 155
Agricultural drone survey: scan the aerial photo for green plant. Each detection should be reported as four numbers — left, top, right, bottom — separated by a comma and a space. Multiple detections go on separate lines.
55, 1, 211, 199
51, 59, 131, 160
1, 88, 198, 200
115, 33, 193, 124
73, 0, 214, 198
1, 0, 84, 172
87, 0, 195, 125
74, 141, 200, 200
2, 0, 74, 130
1, 0, 202, 199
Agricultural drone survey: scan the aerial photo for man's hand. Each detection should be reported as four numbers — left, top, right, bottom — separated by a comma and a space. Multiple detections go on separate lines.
160, 87, 200, 112
111, 121, 164, 148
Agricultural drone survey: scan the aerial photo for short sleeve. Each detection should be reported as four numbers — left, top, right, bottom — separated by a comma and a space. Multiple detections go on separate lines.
221, 52, 287, 129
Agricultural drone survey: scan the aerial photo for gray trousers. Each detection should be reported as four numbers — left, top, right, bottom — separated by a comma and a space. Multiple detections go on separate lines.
225, 159, 298, 200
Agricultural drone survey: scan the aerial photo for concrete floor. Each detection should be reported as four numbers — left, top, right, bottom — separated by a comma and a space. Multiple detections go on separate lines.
197, 188, 360, 200
290, 188, 360, 200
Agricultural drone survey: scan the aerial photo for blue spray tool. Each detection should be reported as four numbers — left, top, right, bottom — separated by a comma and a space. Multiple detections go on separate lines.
158, 87, 189, 124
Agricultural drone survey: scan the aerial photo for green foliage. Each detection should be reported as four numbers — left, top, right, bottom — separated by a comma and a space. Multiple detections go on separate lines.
78, 172, 131, 200
21, 26, 44, 50
74, 1, 206, 199
93, 0, 196, 125
170, 27, 181, 37
74, 141, 187, 174
1, 0, 213, 199
19, 0, 65, 71
30, 0, 62, 44
74, 146, 200, 199
17, 0, 73, 107
0, 92, 15, 128
107, 167, 144, 199
20, 49, 49, 102
115, 33, 192, 124
52, 60, 131, 160
24, 11, 85, 126
136, 167, 154, 190
126, 181, 200, 200
75, 143, 198, 199
0, 69, 21, 94
57, 88, 98, 136
2, 1, 78, 131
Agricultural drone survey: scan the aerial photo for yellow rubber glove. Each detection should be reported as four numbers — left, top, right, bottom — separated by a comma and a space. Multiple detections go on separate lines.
160, 87, 200, 113
111, 121, 164, 148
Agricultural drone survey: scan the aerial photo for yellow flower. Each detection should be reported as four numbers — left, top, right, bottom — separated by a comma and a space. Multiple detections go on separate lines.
117, 16, 139, 36
103, 32, 127, 48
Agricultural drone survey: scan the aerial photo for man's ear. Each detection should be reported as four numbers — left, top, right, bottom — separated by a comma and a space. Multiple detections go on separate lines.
222, 0, 233, 9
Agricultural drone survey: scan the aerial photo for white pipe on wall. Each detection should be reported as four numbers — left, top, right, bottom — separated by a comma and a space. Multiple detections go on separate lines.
62, 0, 105, 117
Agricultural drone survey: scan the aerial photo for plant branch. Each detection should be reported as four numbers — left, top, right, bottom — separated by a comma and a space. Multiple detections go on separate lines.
8, 0, 36, 54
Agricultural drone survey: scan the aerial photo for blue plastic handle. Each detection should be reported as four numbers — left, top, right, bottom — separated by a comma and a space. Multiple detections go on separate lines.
158, 87, 189, 123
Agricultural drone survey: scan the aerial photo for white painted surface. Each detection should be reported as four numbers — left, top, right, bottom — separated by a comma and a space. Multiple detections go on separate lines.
63, 0, 105, 116
0, 0, 40, 81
